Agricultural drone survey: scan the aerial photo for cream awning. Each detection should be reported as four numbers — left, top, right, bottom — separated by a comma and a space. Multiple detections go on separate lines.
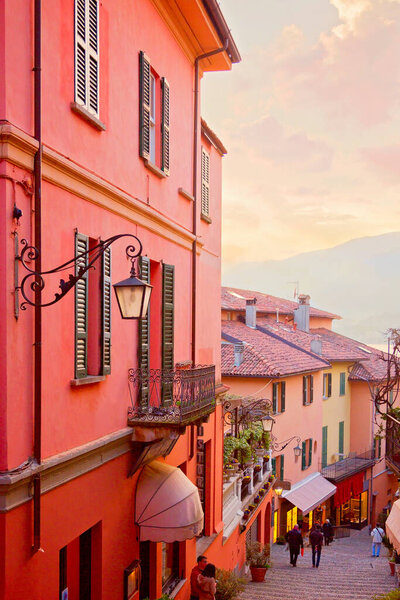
135, 461, 204, 542
281, 472, 337, 515
386, 499, 400, 553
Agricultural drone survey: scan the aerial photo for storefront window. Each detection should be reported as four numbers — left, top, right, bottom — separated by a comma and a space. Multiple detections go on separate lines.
162, 542, 179, 592
273, 510, 278, 542
360, 491, 368, 522
286, 507, 298, 532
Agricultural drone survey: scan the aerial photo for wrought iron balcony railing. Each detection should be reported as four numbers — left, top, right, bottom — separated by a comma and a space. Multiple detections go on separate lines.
386, 414, 400, 476
127, 365, 216, 428
320, 449, 376, 481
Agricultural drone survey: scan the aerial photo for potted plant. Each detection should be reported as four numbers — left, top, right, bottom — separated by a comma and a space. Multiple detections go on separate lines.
246, 541, 271, 582
243, 509, 251, 521
215, 568, 246, 600
242, 475, 251, 484
389, 556, 396, 576
259, 489, 265, 497
254, 495, 261, 504
276, 535, 286, 545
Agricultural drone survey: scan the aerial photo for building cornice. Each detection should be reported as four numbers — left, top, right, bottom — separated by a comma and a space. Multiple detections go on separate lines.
0, 123, 204, 254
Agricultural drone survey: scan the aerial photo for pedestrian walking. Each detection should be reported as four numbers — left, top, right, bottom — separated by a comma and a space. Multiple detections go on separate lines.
309, 524, 324, 568
371, 524, 385, 557
322, 519, 334, 546
285, 524, 304, 567
190, 555, 208, 600
198, 563, 217, 600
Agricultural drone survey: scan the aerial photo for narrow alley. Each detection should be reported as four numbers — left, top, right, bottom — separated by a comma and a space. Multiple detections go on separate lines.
241, 529, 397, 600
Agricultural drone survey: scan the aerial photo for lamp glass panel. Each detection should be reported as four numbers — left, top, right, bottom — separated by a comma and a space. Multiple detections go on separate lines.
142, 286, 152, 317
115, 285, 144, 318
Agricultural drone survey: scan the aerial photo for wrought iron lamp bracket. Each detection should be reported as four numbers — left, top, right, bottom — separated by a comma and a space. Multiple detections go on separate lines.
270, 434, 301, 454
16, 233, 143, 311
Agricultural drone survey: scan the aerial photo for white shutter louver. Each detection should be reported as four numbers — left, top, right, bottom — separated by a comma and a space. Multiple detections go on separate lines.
75, 0, 99, 116
201, 148, 210, 217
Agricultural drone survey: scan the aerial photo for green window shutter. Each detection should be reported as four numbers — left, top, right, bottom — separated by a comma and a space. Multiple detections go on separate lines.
280, 454, 284, 480
281, 382, 286, 413
272, 383, 278, 414
301, 441, 306, 470
101, 246, 111, 375
328, 373, 332, 397
308, 438, 312, 467
201, 148, 210, 217
310, 375, 314, 403
139, 51, 151, 161
75, 232, 89, 379
162, 263, 174, 405
271, 457, 276, 476
302, 376, 307, 405
138, 257, 150, 404
161, 77, 170, 175
340, 372, 346, 396
339, 421, 344, 455
322, 426, 328, 468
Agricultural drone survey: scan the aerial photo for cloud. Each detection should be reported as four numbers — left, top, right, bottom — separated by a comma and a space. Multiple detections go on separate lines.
360, 145, 400, 183
235, 116, 334, 172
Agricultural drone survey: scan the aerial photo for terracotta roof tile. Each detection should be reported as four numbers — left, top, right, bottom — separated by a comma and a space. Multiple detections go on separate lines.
222, 286, 340, 320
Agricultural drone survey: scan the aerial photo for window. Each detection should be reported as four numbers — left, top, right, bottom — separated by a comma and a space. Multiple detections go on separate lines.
301, 438, 312, 470
323, 373, 332, 398
74, 0, 99, 116
74, 233, 111, 379
201, 148, 210, 217
139, 51, 170, 174
272, 382, 286, 414
302, 375, 314, 405
271, 454, 284, 479
59, 523, 101, 599
338, 421, 344, 455
339, 372, 346, 396
322, 426, 328, 468
374, 437, 382, 459
162, 542, 180, 593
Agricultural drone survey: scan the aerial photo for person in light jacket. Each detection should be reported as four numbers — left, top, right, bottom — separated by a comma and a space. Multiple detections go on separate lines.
371, 524, 385, 557
198, 563, 217, 600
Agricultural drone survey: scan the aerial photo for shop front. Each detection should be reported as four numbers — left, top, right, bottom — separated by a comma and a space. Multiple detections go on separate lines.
329, 472, 369, 529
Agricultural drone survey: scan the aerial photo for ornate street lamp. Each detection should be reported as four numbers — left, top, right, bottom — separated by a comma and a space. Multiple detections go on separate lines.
16, 233, 152, 318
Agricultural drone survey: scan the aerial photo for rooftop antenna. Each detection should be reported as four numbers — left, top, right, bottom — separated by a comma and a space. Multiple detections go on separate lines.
288, 281, 300, 300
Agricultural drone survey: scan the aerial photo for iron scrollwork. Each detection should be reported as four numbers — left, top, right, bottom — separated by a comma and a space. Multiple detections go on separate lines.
16, 233, 143, 311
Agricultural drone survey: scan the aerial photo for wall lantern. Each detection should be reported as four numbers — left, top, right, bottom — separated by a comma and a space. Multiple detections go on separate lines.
261, 414, 275, 433
293, 444, 302, 458
16, 233, 151, 319
275, 486, 283, 497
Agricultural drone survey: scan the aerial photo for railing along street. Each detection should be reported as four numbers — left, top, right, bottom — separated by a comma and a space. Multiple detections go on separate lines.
320, 449, 375, 480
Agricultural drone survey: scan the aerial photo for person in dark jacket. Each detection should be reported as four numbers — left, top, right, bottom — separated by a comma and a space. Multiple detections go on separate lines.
285, 524, 303, 567
322, 519, 334, 546
309, 525, 324, 568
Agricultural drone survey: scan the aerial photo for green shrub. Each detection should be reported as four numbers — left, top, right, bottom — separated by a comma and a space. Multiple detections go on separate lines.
246, 541, 271, 567
275, 535, 286, 545
373, 591, 400, 600
215, 568, 246, 600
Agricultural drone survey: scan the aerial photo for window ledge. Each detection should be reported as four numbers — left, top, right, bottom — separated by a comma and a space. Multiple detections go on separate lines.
144, 160, 167, 179
70, 102, 106, 131
178, 187, 194, 202
200, 213, 212, 224
70, 375, 106, 387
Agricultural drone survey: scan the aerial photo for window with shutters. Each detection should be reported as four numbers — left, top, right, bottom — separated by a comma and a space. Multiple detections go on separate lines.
74, 0, 99, 117
139, 52, 170, 175
74, 232, 111, 380
302, 375, 314, 405
338, 421, 344, 455
272, 455, 284, 479
323, 373, 332, 399
201, 148, 210, 217
339, 372, 346, 396
272, 382, 286, 414
162, 264, 174, 404
374, 437, 382, 459
322, 426, 328, 468
301, 438, 312, 470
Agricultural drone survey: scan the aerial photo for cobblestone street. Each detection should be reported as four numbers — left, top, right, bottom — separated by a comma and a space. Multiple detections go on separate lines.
241, 529, 398, 600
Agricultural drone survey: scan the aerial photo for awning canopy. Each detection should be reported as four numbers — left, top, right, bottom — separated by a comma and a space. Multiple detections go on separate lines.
386, 500, 400, 554
281, 472, 337, 515
135, 461, 204, 542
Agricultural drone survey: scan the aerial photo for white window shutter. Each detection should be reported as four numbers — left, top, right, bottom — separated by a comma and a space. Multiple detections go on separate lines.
75, 0, 99, 117
201, 148, 210, 216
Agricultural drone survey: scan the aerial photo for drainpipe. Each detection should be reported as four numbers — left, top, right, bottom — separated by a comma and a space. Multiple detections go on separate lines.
33, 0, 42, 552
191, 41, 228, 459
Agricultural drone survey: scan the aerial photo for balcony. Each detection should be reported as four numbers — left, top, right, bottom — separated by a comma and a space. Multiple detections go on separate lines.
386, 414, 400, 476
320, 449, 375, 482
127, 365, 216, 431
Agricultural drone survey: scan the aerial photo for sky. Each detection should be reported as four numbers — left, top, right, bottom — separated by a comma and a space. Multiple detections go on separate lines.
202, 0, 400, 264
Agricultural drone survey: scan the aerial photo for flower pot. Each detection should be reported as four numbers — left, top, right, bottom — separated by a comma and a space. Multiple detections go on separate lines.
255, 448, 265, 457
389, 561, 395, 576
250, 566, 268, 582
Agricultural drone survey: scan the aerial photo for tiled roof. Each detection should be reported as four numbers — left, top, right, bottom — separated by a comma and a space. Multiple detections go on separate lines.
221, 320, 330, 377
221, 286, 340, 320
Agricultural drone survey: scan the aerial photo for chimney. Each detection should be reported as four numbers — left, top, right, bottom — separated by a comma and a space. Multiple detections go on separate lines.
245, 298, 257, 329
310, 335, 322, 356
294, 294, 310, 333
234, 343, 244, 367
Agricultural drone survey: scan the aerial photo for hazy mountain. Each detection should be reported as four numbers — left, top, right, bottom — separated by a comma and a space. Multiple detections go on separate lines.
222, 232, 400, 346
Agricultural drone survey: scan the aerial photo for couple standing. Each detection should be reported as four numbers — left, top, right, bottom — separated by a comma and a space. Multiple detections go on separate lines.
190, 555, 217, 600
285, 523, 326, 568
